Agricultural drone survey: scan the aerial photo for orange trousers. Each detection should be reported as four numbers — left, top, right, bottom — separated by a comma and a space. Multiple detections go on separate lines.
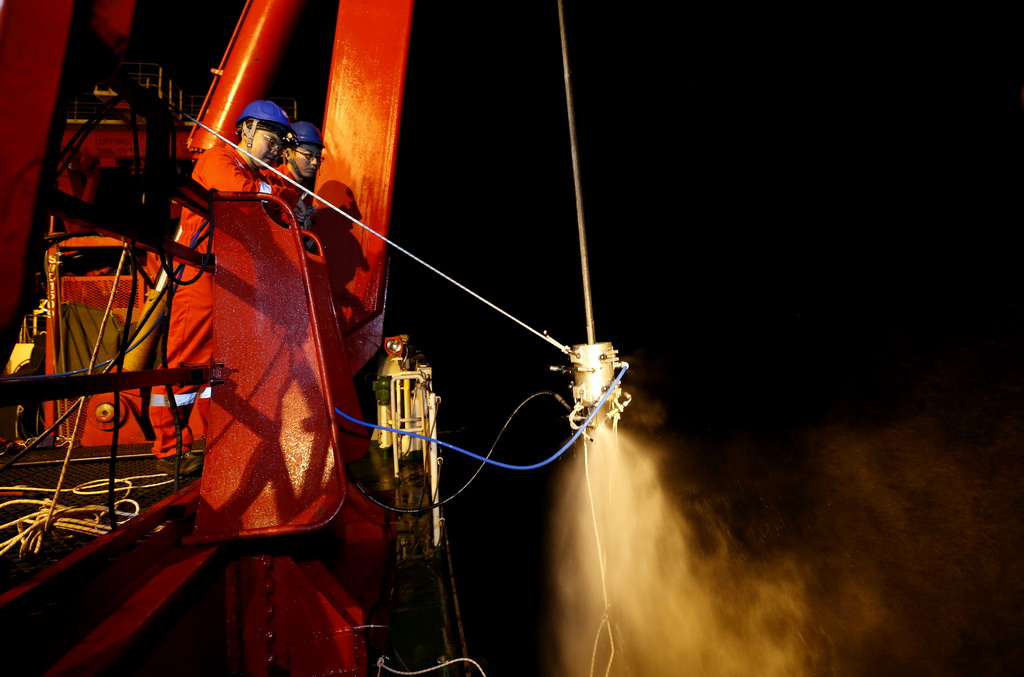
150, 262, 213, 459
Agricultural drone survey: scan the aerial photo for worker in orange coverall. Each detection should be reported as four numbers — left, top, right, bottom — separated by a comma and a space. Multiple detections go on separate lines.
263, 120, 362, 229
150, 100, 294, 476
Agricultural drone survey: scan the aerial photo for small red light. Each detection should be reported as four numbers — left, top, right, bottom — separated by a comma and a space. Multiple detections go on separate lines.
384, 335, 405, 356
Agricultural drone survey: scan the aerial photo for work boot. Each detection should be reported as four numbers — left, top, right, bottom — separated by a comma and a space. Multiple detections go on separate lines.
156, 450, 204, 476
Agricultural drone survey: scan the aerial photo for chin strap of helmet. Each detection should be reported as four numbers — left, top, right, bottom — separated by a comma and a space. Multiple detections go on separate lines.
286, 151, 302, 180
244, 119, 257, 151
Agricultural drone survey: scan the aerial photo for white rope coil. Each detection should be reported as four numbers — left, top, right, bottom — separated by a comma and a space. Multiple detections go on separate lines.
0, 474, 174, 559
0, 497, 140, 558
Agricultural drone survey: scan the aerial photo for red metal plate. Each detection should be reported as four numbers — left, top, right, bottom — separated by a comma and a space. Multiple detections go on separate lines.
190, 194, 360, 541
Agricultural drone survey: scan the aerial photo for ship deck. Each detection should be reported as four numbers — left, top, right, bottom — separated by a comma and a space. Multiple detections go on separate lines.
0, 442, 197, 595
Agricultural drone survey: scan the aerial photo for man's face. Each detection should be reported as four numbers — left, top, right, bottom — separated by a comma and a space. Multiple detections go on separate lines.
244, 128, 285, 167
286, 143, 323, 180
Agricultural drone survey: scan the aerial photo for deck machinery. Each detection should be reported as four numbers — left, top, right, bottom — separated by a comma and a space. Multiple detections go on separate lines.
0, 1, 472, 675
0, 1, 628, 674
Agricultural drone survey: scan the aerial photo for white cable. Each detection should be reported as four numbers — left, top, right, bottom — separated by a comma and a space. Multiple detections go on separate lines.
45, 245, 130, 530
584, 423, 617, 677
0, 474, 174, 496
375, 655, 487, 676
70, 475, 175, 495
178, 111, 571, 356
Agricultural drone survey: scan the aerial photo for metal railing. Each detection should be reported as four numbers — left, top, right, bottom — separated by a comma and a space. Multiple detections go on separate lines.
66, 63, 297, 126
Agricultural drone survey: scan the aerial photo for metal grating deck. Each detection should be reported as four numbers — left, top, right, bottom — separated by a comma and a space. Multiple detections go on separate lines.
0, 442, 199, 594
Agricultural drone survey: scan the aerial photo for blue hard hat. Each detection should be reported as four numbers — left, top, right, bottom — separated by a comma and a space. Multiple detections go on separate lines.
235, 100, 293, 137
290, 121, 324, 147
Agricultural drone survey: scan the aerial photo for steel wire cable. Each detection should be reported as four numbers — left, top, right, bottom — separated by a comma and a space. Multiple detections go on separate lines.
172, 108, 572, 356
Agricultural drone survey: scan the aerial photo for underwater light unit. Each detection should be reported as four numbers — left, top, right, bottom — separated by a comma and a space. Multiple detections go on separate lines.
564, 341, 630, 430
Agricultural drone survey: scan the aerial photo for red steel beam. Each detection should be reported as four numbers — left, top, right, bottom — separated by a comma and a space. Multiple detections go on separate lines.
0, 0, 77, 353
187, 0, 308, 151
313, 0, 416, 373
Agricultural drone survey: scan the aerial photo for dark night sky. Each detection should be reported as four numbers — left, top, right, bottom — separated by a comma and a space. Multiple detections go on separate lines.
128, 4, 1024, 675
127, 3, 1024, 369
386, 11, 1024, 675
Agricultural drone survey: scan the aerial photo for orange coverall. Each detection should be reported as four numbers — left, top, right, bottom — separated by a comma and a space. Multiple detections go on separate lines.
261, 162, 363, 225
150, 145, 273, 459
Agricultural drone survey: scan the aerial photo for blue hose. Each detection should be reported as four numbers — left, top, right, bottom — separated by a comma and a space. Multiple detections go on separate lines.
335, 362, 628, 470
